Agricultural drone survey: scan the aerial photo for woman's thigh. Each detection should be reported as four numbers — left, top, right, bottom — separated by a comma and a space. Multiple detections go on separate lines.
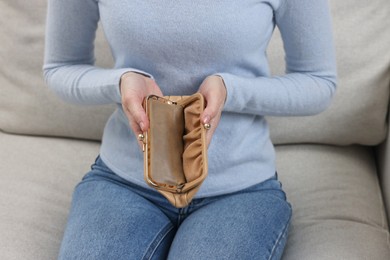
58, 166, 175, 260
168, 187, 292, 260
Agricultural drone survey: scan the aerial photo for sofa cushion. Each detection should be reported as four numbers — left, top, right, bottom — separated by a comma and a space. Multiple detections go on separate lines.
1, 132, 389, 259
0, 0, 389, 145
0, 132, 100, 260
276, 145, 390, 259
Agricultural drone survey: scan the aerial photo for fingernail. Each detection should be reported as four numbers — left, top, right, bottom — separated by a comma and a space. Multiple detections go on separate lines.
203, 115, 211, 124
139, 122, 145, 131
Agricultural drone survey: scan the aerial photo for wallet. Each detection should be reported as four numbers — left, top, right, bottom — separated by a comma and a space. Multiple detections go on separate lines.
141, 93, 208, 208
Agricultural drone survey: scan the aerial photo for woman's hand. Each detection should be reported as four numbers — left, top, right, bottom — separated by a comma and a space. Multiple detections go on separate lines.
120, 72, 163, 149
197, 75, 227, 147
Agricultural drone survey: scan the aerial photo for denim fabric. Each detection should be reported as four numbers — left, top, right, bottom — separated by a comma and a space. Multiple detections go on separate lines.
58, 156, 292, 260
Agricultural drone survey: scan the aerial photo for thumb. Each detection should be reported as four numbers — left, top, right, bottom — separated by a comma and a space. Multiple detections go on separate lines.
133, 105, 149, 132
199, 85, 226, 124
201, 95, 219, 124
123, 96, 149, 133
198, 76, 227, 124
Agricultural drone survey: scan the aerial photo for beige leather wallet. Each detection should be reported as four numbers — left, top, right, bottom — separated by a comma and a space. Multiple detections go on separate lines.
141, 93, 208, 208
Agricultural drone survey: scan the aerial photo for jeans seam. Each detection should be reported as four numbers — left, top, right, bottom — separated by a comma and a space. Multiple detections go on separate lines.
142, 223, 175, 260
268, 205, 292, 260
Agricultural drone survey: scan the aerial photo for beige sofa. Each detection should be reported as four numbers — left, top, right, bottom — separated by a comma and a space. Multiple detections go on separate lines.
1, 0, 389, 259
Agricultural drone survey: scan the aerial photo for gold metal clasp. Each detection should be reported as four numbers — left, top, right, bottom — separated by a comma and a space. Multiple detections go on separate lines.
176, 183, 185, 193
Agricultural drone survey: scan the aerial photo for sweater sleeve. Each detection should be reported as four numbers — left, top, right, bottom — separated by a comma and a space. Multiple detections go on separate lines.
217, 0, 337, 116
43, 0, 152, 105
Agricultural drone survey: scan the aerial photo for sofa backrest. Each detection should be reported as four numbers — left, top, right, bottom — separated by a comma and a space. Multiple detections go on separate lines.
0, 1, 114, 140
1, 0, 389, 145
267, 1, 390, 145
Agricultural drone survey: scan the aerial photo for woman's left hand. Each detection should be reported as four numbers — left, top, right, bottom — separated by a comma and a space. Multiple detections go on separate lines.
197, 75, 227, 147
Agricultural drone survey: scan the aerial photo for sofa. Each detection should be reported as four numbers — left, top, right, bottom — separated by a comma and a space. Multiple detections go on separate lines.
1, 0, 389, 259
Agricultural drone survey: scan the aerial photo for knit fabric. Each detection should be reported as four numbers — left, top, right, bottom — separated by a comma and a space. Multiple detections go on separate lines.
44, 0, 337, 197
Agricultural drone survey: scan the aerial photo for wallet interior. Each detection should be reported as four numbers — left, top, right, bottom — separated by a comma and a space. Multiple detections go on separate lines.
146, 94, 206, 190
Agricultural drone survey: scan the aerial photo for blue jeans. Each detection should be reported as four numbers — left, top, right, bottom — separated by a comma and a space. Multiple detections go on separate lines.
58, 156, 292, 260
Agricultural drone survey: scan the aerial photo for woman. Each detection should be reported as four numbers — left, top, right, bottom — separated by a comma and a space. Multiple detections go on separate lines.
44, 0, 337, 259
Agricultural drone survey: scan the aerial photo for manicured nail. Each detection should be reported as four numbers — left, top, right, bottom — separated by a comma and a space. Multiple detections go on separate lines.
140, 122, 145, 131
203, 115, 211, 124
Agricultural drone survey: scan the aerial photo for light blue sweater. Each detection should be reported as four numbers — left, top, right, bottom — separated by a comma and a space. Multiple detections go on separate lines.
44, 0, 337, 197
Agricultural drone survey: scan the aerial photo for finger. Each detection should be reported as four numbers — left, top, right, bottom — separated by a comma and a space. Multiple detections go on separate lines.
123, 96, 149, 131
133, 105, 149, 132
201, 96, 220, 124
198, 77, 226, 124
128, 119, 145, 150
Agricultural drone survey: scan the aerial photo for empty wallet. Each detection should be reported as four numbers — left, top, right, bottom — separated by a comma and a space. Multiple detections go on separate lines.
141, 93, 208, 208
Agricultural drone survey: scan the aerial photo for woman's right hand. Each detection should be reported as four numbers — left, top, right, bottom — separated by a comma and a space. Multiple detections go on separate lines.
120, 72, 163, 149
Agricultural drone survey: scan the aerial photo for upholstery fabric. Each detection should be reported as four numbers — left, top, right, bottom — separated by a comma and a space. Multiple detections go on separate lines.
267, 0, 390, 145
1, 131, 389, 259
377, 122, 390, 226
0, 132, 100, 260
0, 1, 114, 141
1, 1, 389, 258
276, 145, 390, 259
0, 0, 389, 145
